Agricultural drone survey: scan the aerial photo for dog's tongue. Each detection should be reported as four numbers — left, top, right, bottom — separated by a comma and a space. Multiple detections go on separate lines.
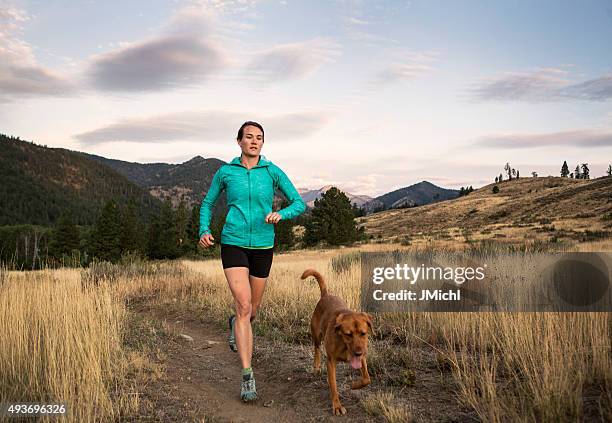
350, 355, 362, 369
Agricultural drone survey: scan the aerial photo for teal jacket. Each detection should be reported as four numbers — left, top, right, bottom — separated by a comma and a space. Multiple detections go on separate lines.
199, 155, 306, 247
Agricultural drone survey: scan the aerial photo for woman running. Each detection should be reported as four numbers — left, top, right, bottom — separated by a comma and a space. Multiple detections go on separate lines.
198, 121, 306, 402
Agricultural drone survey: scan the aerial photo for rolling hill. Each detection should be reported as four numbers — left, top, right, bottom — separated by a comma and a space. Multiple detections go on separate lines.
357, 176, 612, 246
362, 181, 459, 214
82, 153, 225, 208
0, 134, 162, 226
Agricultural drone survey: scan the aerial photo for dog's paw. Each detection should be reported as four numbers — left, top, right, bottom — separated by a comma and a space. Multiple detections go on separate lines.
312, 366, 322, 375
351, 378, 371, 390
332, 403, 347, 415
351, 381, 363, 389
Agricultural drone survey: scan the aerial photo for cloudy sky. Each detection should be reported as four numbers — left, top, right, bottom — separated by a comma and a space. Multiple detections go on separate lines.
1, 0, 611, 196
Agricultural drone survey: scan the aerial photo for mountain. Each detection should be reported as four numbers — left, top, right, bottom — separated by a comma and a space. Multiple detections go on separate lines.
0, 134, 162, 226
82, 153, 225, 208
362, 181, 459, 214
298, 185, 373, 208
0, 133, 459, 229
357, 176, 612, 244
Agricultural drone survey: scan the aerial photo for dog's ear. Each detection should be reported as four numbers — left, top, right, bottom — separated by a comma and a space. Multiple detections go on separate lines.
334, 313, 346, 332
362, 312, 373, 331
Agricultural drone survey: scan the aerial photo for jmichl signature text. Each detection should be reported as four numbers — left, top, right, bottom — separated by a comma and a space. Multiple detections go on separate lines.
373, 289, 461, 301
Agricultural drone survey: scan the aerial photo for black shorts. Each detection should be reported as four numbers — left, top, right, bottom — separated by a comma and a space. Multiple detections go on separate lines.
220, 243, 274, 278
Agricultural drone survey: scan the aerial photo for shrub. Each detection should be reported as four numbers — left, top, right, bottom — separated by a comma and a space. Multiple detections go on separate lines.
0, 266, 6, 287
490, 210, 509, 220
400, 235, 412, 246
80, 256, 184, 288
579, 230, 610, 242
330, 251, 360, 274
361, 391, 412, 423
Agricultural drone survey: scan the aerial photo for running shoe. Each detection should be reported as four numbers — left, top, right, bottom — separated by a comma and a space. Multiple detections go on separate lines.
240, 371, 257, 402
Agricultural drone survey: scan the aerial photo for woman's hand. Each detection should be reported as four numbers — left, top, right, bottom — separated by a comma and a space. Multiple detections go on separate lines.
198, 234, 215, 248
265, 212, 282, 224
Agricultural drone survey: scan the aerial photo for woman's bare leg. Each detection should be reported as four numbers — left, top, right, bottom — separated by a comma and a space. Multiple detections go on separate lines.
224, 267, 253, 368
249, 275, 268, 322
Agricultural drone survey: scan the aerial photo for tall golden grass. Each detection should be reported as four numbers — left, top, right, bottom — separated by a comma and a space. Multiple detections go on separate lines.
0, 240, 610, 421
120, 243, 610, 422
0, 268, 138, 422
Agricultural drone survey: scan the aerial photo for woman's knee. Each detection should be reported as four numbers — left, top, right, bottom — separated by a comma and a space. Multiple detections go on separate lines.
235, 300, 252, 319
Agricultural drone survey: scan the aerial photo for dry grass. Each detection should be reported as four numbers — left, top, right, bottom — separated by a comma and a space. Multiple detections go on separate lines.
358, 176, 612, 247
0, 269, 141, 422
442, 312, 611, 422
115, 242, 611, 421
361, 391, 413, 422
1, 240, 610, 421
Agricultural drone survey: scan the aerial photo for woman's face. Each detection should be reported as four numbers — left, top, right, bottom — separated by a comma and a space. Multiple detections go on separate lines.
238, 125, 264, 157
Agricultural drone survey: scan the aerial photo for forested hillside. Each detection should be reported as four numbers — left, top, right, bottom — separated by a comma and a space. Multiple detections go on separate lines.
0, 134, 162, 226
82, 153, 226, 207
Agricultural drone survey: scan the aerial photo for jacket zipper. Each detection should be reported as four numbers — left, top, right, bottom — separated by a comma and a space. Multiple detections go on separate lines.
247, 169, 252, 247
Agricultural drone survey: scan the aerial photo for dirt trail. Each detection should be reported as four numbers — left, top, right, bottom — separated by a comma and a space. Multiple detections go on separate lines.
127, 303, 381, 422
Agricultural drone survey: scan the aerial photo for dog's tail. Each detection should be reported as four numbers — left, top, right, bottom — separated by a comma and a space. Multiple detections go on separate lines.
301, 268, 327, 297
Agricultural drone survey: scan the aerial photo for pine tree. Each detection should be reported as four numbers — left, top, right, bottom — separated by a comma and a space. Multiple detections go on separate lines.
175, 199, 189, 256
91, 199, 122, 262
351, 203, 365, 217
575, 165, 582, 179
50, 212, 80, 258
581, 163, 590, 180
607, 165, 612, 177
274, 198, 296, 251
120, 199, 145, 255
186, 204, 200, 255
158, 199, 180, 259
147, 199, 179, 259
304, 187, 359, 246
504, 163, 512, 180
147, 213, 162, 259
561, 161, 569, 177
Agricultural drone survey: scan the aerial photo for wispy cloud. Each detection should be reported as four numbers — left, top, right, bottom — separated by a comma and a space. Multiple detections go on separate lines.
471, 68, 612, 102
193, 0, 262, 14
244, 37, 341, 83
87, 3, 341, 91
473, 129, 612, 148
371, 50, 438, 85
560, 75, 612, 101
86, 5, 232, 92
345, 16, 369, 26
74, 110, 334, 145
87, 35, 229, 92
338, 0, 398, 46
0, 5, 75, 100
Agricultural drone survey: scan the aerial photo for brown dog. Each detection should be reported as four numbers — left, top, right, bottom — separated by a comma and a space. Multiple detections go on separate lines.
301, 268, 373, 416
